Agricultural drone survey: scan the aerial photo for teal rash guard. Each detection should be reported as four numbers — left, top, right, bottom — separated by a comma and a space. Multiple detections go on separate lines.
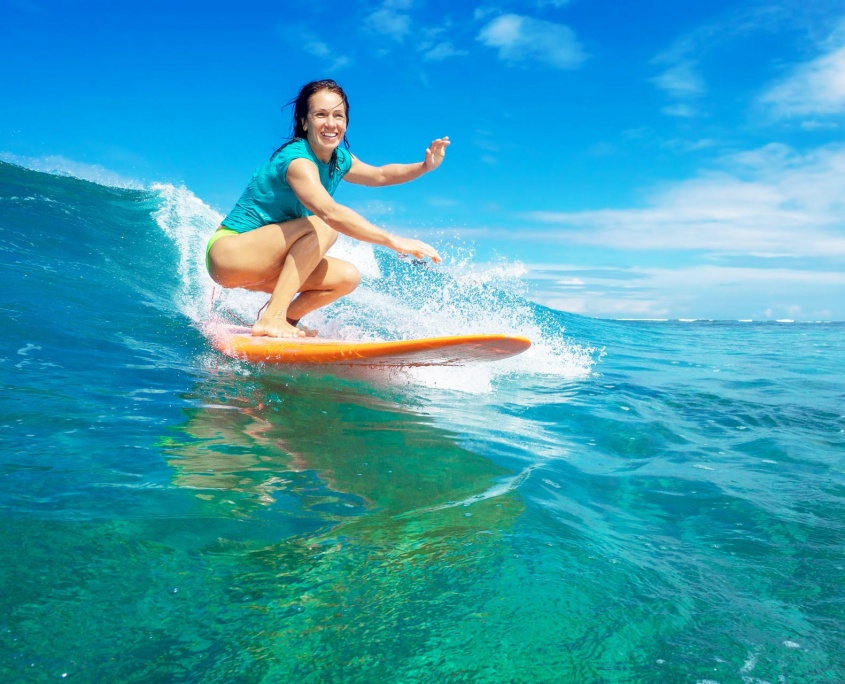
222, 138, 353, 232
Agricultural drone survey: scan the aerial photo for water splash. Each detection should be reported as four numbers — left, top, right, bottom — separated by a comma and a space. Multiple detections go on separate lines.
149, 184, 596, 389
150, 183, 220, 324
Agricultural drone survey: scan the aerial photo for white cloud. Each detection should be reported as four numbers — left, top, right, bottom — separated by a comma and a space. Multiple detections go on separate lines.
651, 60, 705, 98
525, 143, 845, 258
648, 4, 786, 117
512, 141, 845, 317
527, 263, 845, 320
415, 20, 465, 61
759, 40, 845, 118
650, 40, 705, 117
303, 38, 330, 59
661, 104, 698, 118
477, 14, 587, 69
280, 25, 351, 70
365, 4, 411, 42
556, 277, 585, 287
422, 42, 467, 61
302, 36, 351, 71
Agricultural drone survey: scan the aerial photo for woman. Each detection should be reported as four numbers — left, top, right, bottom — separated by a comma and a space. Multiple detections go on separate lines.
206, 79, 449, 339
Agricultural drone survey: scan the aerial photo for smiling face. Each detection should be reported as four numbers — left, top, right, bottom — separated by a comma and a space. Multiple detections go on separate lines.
302, 89, 348, 163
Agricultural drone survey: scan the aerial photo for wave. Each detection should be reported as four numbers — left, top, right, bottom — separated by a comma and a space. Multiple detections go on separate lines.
2, 161, 596, 391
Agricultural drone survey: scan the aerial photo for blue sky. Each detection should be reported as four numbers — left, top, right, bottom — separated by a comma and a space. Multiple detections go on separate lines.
3, 0, 845, 320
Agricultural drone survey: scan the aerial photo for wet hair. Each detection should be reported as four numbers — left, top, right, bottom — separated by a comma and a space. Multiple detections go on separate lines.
272, 79, 350, 178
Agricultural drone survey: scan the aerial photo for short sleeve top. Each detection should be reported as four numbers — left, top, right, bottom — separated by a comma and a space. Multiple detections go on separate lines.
222, 138, 353, 232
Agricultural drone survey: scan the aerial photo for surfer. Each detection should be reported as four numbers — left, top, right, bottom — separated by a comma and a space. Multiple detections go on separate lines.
206, 79, 448, 338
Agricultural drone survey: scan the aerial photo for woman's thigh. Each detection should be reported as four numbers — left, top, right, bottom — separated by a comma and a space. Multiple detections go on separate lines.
208, 217, 336, 288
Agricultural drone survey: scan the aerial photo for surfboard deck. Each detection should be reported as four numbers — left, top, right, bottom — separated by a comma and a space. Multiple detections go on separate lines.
211, 325, 531, 366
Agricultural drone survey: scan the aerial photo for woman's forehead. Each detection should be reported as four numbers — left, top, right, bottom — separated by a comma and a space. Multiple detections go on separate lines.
309, 90, 345, 111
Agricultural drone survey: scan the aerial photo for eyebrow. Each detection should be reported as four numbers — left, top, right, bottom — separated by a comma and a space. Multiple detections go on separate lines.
311, 101, 345, 112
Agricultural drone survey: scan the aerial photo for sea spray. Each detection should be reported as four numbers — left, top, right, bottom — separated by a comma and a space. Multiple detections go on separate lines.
150, 183, 220, 324
148, 182, 596, 387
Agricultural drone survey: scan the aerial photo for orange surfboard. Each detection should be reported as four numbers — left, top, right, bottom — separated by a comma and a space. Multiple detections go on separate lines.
211, 325, 531, 366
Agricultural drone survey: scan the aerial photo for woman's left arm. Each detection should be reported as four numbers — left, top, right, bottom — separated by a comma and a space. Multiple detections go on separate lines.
345, 137, 450, 187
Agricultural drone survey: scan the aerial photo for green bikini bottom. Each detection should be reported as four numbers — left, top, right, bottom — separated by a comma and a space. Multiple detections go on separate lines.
205, 227, 239, 273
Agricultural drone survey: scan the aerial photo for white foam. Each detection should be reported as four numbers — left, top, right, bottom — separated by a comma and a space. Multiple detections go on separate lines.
150, 183, 220, 324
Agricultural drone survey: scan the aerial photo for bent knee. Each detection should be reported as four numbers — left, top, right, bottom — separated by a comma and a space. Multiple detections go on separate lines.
304, 215, 339, 250
338, 261, 361, 293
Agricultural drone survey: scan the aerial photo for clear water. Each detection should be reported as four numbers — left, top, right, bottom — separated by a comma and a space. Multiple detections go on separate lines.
1, 161, 844, 683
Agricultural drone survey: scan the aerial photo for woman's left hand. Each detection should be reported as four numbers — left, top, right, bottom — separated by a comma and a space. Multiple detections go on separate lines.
423, 137, 451, 171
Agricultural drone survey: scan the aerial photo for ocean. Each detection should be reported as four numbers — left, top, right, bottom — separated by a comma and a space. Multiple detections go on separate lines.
1, 160, 843, 683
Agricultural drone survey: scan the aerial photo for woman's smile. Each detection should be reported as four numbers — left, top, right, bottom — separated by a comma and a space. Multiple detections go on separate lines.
304, 90, 347, 162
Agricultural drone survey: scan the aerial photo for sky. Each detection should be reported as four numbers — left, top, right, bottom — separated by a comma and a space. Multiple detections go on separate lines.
2, 0, 845, 320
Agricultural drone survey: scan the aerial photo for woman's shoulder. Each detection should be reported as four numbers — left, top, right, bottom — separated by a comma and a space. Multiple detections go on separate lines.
273, 138, 310, 163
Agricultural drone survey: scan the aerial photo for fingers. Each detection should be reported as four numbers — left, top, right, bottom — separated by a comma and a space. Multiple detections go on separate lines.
417, 245, 442, 263
394, 238, 442, 263
428, 138, 450, 155
424, 137, 450, 170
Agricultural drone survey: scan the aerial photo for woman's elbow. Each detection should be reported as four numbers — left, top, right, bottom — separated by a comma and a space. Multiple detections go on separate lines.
314, 202, 345, 225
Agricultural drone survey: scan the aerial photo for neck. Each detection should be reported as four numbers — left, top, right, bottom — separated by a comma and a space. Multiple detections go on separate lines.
305, 137, 334, 164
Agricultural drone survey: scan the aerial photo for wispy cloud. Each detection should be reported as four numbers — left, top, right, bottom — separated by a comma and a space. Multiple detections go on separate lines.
649, 4, 788, 118
759, 22, 845, 118
660, 103, 698, 118
422, 41, 467, 61
302, 35, 351, 71
651, 59, 706, 99
477, 14, 587, 69
280, 25, 352, 70
417, 22, 467, 61
651, 37, 706, 117
527, 263, 845, 319
525, 143, 845, 259
365, 0, 413, 42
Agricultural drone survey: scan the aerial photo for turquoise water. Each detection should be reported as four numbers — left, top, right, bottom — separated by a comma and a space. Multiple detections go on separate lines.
1, 160, 844, 683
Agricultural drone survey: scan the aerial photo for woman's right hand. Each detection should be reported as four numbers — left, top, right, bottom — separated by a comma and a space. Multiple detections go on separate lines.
390, 236, 442, 263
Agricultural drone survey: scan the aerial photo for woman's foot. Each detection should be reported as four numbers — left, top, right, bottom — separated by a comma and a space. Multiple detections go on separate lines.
252, 314, 305, 338
251, 314, 319, 339
291, 319, 319, 337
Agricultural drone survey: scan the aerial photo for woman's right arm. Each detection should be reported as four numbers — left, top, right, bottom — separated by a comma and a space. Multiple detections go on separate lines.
286, 158, 441, 262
